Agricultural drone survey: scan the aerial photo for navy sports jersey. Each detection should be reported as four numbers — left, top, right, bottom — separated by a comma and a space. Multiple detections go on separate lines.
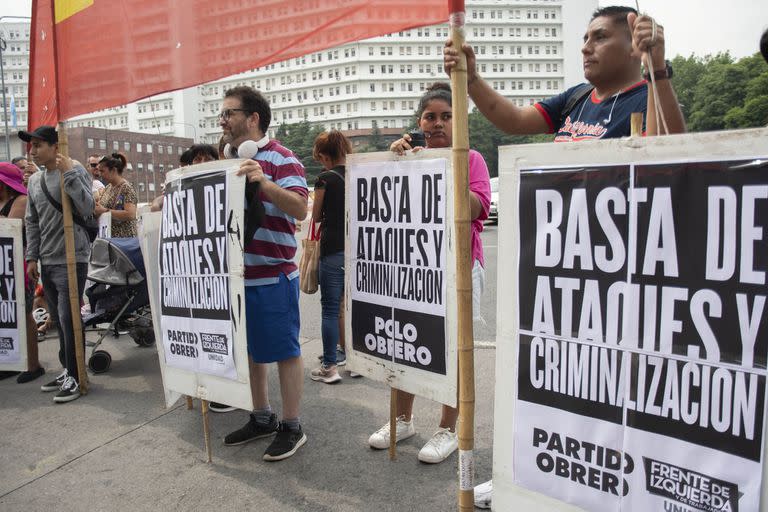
535, 80, 647, 142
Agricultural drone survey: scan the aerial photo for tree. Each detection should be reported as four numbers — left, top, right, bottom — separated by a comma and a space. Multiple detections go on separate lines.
468, 109, 549, 177
368, 123, 390, 151
670, 52, 768, 132
275, 120, 325, 184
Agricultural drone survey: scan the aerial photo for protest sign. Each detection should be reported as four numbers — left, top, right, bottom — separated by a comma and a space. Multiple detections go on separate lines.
346, 150, 457, 406
493, 128, 768, 511
141, 161, 252, 410
0, 219, 27, 371
98, 211, 111, 239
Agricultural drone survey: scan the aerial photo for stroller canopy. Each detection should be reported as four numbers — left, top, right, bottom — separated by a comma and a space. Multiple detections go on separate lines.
88, 237, 146, 286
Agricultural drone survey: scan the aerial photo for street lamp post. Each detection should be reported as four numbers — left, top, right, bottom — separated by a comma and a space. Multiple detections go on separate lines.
0, 16, 32, 161
0, 35, 10, 160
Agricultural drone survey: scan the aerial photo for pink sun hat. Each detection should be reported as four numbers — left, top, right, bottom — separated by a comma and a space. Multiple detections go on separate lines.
0, 162, 28, 195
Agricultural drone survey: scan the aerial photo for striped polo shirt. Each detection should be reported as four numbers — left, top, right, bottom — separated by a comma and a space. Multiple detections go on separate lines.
244, 139, 308, 286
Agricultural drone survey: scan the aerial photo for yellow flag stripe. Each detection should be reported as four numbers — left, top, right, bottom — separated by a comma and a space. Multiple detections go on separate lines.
54, 0, 94, 24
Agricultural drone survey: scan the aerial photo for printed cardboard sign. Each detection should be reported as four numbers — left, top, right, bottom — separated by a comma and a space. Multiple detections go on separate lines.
98, 211, 111, 238
0, 220, 27, 371
347, 152, 457, 406
141, 161, 252, 411
507, 152, 768, 511
159, 168, 235, 379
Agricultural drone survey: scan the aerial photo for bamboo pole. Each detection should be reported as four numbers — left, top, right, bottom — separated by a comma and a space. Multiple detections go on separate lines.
631, 112, 644, 137
57, 122, 88, 393
389, 388, 397, 460
201, 399, 212, 463
449, 5, 475, 511
186, 396, 194, 409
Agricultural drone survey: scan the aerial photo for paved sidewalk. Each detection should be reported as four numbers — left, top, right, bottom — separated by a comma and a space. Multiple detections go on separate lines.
1, 329, 496, 512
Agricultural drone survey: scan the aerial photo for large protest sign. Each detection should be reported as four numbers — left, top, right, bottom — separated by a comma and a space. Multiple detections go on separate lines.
493, 128, 768, 512
140, 161, 251, 410
346, 150, 457, 406
0, 219, 27, 372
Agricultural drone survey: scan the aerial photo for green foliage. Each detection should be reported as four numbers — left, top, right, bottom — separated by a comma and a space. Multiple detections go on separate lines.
468, 109, 550, 177
368, 123, 390, 152
275, 120, 325, 185
671, 52, 768, 132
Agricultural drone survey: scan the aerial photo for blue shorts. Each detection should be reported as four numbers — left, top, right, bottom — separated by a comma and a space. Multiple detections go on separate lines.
245, 274, 301, 363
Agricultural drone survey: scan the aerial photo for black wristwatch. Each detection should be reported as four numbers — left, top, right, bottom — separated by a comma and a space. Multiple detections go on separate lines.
643, 60, 673, 81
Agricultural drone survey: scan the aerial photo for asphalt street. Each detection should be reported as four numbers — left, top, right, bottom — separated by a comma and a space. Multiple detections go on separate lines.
0, 223, 500, 512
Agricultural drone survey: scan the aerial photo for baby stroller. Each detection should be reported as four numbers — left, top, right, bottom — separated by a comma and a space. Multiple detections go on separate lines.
83, 237, 154, 373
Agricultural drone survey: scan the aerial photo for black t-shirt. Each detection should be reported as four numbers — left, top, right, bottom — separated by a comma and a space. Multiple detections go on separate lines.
315, 166, 345, 257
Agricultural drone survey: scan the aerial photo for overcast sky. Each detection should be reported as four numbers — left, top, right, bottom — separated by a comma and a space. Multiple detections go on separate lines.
2, 0, 765, 59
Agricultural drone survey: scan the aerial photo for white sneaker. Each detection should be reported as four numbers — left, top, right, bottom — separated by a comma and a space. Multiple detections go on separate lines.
310, 364, 342, 384
368, 415, 416, 449
418, 427, 458, 463
474, 480, 492, 509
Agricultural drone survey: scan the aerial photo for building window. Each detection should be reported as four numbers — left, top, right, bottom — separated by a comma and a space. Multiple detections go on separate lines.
124, 141, 130, 151
99, 140, 106, 150
87, 138, 94, 149
137, 143, 142, 152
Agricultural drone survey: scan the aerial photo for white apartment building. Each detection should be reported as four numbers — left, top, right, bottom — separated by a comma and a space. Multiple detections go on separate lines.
2, 0, 597, 152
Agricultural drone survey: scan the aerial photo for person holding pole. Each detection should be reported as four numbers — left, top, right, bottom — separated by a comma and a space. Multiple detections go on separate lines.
219, 86, 310, 461
367, 82, 491, 464
20, 125, 94, 403
444, 6, 686, 508
443, 6, 685, 141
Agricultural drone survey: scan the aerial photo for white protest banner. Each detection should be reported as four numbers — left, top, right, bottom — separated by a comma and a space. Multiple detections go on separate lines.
141, 160, 251, 410
0, 219, 27, 371
493, 127, 768, 512
98, 211, 111, 239
346, 150, 457, 406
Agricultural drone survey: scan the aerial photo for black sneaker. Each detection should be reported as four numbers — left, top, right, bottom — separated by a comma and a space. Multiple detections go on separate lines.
263, 423, 307, 461
336, 348, 347, 367
17, 367, 45, 384
41, 370, 67, 392
209, 402, 236, 413
224, 413, 278, 446
317, 347, 347, 366
53, 375, 81, 403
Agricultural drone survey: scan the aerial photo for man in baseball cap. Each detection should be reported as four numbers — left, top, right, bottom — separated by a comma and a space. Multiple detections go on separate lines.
22, 124, 94, 403
18, 125, 58, 145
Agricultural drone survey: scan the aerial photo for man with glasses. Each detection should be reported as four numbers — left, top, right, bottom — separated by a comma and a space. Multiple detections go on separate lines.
219, 86, 310, 462
86, 154, 105, 197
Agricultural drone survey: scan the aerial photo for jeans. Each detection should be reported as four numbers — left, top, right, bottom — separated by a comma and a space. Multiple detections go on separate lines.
319, 251, 344, 365
41, 263, 88, 378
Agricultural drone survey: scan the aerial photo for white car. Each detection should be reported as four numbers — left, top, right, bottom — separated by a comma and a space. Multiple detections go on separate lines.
488, 177, 499, 223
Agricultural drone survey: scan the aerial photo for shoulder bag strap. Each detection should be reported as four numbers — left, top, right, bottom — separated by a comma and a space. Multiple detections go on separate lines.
562, 84, 595, 119
40, 173, 89, 230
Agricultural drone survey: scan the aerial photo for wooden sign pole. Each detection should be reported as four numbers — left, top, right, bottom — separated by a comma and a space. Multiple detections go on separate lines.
389, 389, 397, 460
201, 399, 212, 463
57, 122, 88, 393
449, 5, 475, 510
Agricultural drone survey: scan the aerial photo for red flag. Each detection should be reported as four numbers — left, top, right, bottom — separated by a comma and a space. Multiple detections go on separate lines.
27, 0, 58, 128
28, 0, 449, 125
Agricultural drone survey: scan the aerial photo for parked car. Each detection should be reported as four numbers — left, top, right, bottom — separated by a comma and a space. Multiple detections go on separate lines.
488, 177, 499, 223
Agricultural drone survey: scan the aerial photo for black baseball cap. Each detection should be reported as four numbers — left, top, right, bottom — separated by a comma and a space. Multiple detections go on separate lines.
18, 125, 58, 144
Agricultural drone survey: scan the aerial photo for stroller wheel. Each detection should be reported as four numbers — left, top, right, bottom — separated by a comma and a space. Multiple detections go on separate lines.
89, 350, 112, 373
131, 326, 156, 347
133, 335, 155, 347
